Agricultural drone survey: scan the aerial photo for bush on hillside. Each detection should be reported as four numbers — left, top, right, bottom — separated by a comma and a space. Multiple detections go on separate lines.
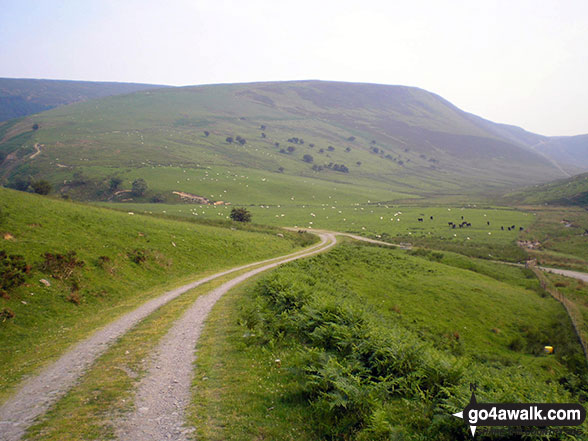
31, 180, 52, 195
41, 251, 85, 280
131, 178, 147, 196
230, 207, 252, 223
1, 251, 29, 296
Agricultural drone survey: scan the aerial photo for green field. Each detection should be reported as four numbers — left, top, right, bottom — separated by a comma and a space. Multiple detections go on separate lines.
192, 243, 587, 440
0, 187, 315, 402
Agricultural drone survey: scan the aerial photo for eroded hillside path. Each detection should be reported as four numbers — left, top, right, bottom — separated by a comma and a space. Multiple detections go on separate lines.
115, 232, 336, 441
0, 235, 334, 441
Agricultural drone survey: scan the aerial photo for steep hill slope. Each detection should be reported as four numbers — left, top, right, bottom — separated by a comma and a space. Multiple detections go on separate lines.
0, 78, 169, 122
0, 187, 314, 402
531, 134, 588, 170
504, 171, 588, 206
0, 81, 571, 202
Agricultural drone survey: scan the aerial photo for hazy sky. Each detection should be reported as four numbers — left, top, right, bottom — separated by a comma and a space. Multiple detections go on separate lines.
1, 0, 587, 136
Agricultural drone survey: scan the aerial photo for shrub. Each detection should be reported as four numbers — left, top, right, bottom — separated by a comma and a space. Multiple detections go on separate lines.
109, 177, 123, 191
131, 178, 147, 196
230, 208, 252, 223
303, 154, 314, 163
41, 251, 85, 280
31, 180, 51, 195
1, 251, 29, 294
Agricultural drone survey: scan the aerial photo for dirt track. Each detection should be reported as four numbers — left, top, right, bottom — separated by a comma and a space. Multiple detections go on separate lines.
115, 232, 336, 441
0, 235, 334, 441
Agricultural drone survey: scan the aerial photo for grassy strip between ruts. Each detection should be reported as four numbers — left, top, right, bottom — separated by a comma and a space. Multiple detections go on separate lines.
190, 242, 588, 441
21, 257, 305, 441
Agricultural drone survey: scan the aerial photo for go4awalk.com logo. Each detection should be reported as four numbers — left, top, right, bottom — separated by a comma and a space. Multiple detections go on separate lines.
452, 384, 586, 437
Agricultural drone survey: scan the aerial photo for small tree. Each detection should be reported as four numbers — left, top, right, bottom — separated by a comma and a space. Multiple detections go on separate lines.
109, 177, 123, 192
203, 131, 210, 137
277, 166, 284, 173
31, 180, 51, 195
303, 154, 314, 163
230, 207, 251, 223
327, 146, 335, 151
347, 136, 355, 142
132, 178, 148, 196
32, 123, 39, 131
287, 146, 295, 153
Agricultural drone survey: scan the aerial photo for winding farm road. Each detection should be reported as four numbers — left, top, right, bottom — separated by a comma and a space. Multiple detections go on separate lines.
116, 232, 336, 441
0, 234, 335, 441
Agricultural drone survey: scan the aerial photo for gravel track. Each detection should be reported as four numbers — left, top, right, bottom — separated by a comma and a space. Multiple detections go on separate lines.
115, 233, 336, 441
539, 266, 588, 283
0, 237, 330, 441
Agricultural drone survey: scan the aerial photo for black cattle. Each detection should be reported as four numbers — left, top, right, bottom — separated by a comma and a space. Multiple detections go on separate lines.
519, 226, 524, 231
487, 221, 490, 226
501, 226, 504, 230
448, 222, 454, 226
507, 227, 511, 231
461, 215, 464, 220
418, 218, 423, 222
430, 216, 434, 220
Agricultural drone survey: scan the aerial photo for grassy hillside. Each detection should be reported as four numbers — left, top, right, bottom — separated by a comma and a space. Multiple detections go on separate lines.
0, 78, 168, 122
504, 172, 588, 206
192, 243, 587, 440
0, 187, 315, 402
533, 134, 588, 170
0, 81, 566, 204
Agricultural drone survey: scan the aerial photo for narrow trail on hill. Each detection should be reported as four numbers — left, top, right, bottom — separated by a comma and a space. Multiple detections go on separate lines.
115, 232, 336, 441
0, 236, 333, 441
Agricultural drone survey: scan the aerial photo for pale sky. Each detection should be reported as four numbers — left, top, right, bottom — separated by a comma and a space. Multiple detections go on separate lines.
1, 0, 587, 136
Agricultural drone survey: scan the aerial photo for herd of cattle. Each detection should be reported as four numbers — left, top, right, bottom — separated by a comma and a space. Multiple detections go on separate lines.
416, 215, 524, 231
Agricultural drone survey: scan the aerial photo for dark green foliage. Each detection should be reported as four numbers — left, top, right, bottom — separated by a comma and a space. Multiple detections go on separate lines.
32, 123, 39, 131
203, 130, 209, 137
287, 146, 295, 153
109, 177, 122, 192
242, 260, 466, 439
7, 176, 31, 192
40, 251, 85, 280
150, 193, 165, 203
1, 251, 29, 295
230, 207, 252, 223
236, 246, 586, 440
303, 154, 314, 163
131, 178, 147, 196
31, 180, 51, 195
